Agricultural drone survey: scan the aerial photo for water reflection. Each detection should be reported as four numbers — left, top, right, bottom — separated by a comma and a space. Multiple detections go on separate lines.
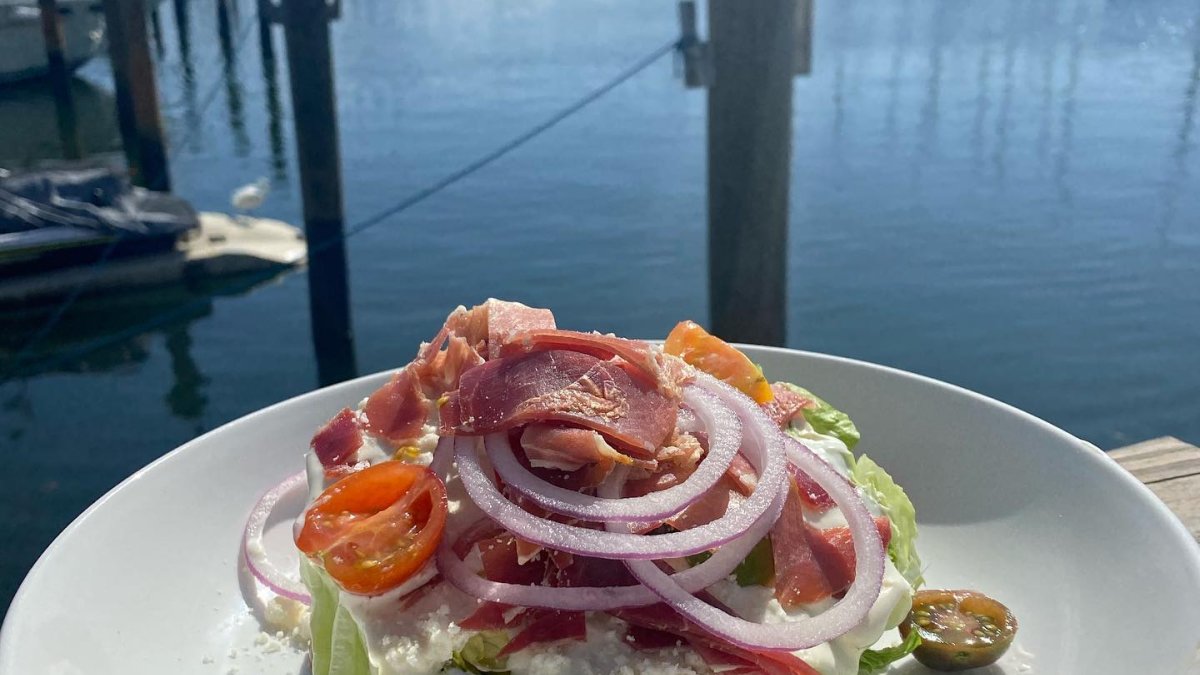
1054, 0, 1088, 209
216, 0, 251, 156
885, 0, 912, 148
0, 78, 120, 165
170, 0, 201, 147
259, 19, 289, 181
971, 36, 992, 172
149, 6, 166, 59
1161, 21, 1200, 235
0, 270, 290, 431
993, 0, 1020, 183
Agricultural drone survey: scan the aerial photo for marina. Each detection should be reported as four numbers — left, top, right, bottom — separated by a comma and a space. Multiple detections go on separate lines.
1, 0, 1198, 621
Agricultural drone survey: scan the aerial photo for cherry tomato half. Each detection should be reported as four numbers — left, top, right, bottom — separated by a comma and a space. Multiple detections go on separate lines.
296, 461, 448, 595
899, 589, 1018, 671
664, 320, 773, 404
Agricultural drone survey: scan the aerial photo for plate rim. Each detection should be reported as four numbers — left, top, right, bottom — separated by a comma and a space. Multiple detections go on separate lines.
4, 346, 1199, 662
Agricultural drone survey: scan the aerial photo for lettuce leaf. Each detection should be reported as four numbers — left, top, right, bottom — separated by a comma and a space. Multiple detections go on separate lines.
851, 455, 924, 588
858, 629, 922, 674
299, 557, 372, 675
449, 630, 511, 674
777, 383, 860, 450
685, 537, 775, 587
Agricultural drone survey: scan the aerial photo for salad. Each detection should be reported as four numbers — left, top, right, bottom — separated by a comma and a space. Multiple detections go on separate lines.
242, 299, 1014, 675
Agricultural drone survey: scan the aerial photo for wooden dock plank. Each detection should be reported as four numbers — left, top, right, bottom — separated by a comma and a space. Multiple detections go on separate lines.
1111, 436, 1200, 541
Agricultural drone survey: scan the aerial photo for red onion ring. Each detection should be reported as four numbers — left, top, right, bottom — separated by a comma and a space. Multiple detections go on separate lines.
452, 375, 788, 560
485, 386, 742, 523
429, 434, 455, 478
244, 471, 311, 604
618, 393, 885, 651
434, 464, 782, 610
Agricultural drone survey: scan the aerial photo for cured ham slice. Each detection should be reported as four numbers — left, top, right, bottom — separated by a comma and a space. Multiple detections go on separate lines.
520, 424, 655, 472
771, 479, 834, 607
806, 517, 892, 596
613, 604, 819, 675
441, 350, 677, 457
310, 407, 362, 469
498, 609, 587, 657
760, 382, 814, 429
361, 366, 430, 444
499, 329, 666, 387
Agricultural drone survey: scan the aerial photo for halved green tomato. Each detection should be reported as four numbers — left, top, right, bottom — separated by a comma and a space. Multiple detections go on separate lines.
899, 589, 1017, 671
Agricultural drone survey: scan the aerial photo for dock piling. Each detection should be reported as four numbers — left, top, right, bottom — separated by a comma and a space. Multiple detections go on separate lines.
706, 0, 797, 346
102, 0, 170, 191
37, 0, 83, 159
276, 0, 357, 386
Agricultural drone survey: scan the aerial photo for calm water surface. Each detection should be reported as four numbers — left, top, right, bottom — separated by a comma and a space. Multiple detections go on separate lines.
1, 0, 1198, 611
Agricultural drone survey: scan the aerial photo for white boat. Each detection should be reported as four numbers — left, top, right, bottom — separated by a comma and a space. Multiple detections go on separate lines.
0, 0, 105, 84
0, 212, 308, 305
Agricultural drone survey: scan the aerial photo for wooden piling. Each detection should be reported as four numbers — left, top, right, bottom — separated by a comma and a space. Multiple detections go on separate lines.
102, 0, 170, 191
706, 0, 797, 346
277, 0, 358, 386
37, 0, 83, 159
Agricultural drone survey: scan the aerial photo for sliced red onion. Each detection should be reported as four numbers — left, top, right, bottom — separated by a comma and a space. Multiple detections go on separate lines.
435, 465, 783, 611
244, 471, 311, 604
619, 427, 885, 650
485, 386, 742, 523
429, 434, 454, 478
453, 375, 788, 560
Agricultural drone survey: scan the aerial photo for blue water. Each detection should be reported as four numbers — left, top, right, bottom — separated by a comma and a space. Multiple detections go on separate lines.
1, 0, 1198, 613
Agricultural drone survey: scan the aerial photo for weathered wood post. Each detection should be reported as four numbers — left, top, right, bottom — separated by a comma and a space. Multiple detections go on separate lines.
102, 0, 170, 191
706, 0, 798, 346
37, 0, 83, 159
275, 0, 357, 386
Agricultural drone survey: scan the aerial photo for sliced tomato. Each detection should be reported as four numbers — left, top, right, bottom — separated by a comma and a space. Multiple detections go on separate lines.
296, 461, 448, 595
663, 320, 773, 404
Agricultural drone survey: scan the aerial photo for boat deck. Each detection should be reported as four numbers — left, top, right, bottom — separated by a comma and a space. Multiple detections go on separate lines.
0, 212, 306, 305
1112, 437, 1200, 542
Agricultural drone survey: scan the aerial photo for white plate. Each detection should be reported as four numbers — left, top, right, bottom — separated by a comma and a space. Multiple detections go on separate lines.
3, 347, 1200, 674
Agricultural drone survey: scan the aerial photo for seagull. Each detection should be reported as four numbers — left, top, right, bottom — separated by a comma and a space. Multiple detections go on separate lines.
231, 177, 270, 223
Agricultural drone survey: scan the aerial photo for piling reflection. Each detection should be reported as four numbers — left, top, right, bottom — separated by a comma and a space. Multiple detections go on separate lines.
259, 18, 289, 181
171, 0, 200, 146
993, 0, 1019, 183
1160, 27, 1200, 234
217, 0, 251, 156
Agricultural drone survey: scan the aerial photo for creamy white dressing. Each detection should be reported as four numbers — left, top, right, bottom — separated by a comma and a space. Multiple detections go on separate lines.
704, 559, 912, 675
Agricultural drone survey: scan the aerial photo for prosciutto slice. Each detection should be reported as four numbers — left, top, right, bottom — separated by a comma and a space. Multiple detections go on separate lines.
520, 424, 656, 472
498, 329, 662, 382
613, 604, 819, 675
499, 609, 587, 657
440, 350, 678, 457
361, 366, 431, 444
806, 517, 892, 596
310, 407, 362, 469
771, 479, 834, 607
760, 382, 814, 429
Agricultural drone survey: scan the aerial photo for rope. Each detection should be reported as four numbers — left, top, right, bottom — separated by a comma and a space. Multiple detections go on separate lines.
0, 37, 680, 383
